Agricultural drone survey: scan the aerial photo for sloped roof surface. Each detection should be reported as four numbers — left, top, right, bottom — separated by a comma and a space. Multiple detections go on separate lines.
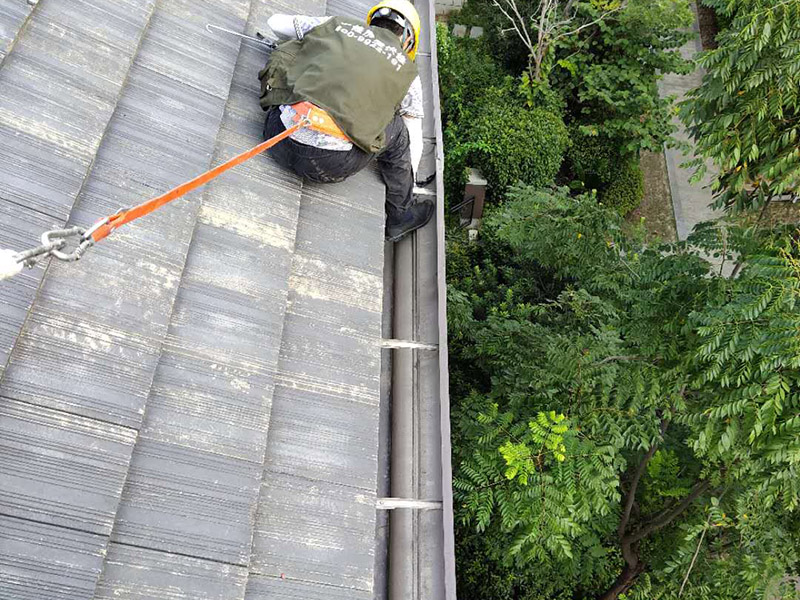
0, 0, 402, 597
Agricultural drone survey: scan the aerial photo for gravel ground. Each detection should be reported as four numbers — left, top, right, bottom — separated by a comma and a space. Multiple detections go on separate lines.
626, 151, 678, 243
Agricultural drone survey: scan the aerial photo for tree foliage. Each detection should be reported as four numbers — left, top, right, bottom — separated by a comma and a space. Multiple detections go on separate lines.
437, 25, 569, 200
487, 0, 624, 84
449, 185, 800, 599
445, 88, 569, 196
566, 128, 645, 214
680, 0, 800, 213
449, 0, 694, 154
551, 0, 694, 153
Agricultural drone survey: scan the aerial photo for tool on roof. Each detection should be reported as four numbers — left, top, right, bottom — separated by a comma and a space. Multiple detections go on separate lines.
0, 111, 337, 281
205, 24, 277, 49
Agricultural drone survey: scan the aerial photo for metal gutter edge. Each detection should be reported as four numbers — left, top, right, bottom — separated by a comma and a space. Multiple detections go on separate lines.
428, 3, 458, 595
387, 0, 457, 596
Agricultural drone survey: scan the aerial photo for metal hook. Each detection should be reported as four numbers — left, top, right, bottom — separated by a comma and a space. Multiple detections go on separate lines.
206, 24, 277, 49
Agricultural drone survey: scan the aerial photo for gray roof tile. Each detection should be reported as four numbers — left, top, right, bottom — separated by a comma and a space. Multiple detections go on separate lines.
0, 515, 105, 600
111, 438, 262, 565
245, 574, 373, 600
248, 471, 377, 592
0, 0, 34, 62
0, 398, 135, 535
0, 0, 432, 594
0, 0, 156, 377
0, 0, 246, 429
95, 543, 248, 600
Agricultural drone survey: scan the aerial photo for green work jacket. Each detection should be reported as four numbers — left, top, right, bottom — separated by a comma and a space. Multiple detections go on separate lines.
259, 16, 418, 153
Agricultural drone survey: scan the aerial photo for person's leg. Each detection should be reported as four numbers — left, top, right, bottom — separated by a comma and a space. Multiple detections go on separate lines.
263, 108, 371, 183
378, 114, 434, 242
264, 108, 431, 241
376, 114, 414, 211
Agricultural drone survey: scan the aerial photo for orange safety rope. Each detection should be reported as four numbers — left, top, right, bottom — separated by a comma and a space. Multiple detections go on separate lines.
90, 120, 306, 243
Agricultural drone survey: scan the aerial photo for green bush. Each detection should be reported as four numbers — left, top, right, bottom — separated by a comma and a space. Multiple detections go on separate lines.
566, 128, 644, 215
437, 24, 568, 202
446, 88, 569, 199
566, 129, 617, 188
600, 158, 644, 216
437, 24, 508, 127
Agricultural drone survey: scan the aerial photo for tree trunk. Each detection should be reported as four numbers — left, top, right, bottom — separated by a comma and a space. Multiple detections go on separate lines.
598, 479, 711, 600
598, 561, 646, 600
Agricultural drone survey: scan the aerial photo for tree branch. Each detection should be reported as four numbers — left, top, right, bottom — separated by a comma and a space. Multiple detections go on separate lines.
553, 5, 624, 41
492, 0, 533, 54
679, 515, 710, 597
617, 419, 668, 539
626, 479, 711, 545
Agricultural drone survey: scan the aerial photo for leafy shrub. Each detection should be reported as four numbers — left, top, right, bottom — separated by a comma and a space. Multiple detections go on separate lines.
566, 128, 644, 215
438, 24, 568, 201
437, 24, 508, 127
446, 87, 569, 199
566, 128, 618, 189
599, 158, 644, 216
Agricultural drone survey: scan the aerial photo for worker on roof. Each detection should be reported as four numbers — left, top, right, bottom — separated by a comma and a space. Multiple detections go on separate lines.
260, 0, 434, 242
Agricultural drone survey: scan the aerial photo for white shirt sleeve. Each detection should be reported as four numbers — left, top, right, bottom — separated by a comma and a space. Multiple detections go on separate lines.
403, 115, 423, 178
267, 15, 332, 40
398, 76, 424, 119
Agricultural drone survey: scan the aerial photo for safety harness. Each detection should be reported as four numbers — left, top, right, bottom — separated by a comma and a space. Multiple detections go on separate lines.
290, 101, 350, 141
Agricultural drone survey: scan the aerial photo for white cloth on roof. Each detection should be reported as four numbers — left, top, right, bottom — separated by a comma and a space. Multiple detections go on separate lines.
0, 249, 23, 281
266, 14, 424, 175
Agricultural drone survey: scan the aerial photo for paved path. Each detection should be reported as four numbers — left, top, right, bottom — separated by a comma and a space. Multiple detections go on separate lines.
659, 2, 722, 241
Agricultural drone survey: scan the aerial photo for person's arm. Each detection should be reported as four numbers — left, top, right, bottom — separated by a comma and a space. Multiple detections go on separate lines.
404, 116, 423, 179
267, 15, 331, 40
398, 76, 425, 180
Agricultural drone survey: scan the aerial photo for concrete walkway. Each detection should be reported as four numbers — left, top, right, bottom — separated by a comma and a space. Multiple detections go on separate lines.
658, 3, 722, 241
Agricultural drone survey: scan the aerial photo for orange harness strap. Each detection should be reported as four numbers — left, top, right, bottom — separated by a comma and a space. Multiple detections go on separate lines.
290, 101, 350, 142
90, 121, 306, 243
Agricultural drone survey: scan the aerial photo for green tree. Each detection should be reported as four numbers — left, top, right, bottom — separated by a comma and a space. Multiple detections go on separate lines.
487, 0, 624, 85
449, 186, 800, 599
437, 25, 569, 200
680, 0, 800, 213
552, 0, 694, 153
453, 0, 694, 153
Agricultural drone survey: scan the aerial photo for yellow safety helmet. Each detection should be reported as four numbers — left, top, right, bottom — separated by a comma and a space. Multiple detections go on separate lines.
366, 0, 421, 60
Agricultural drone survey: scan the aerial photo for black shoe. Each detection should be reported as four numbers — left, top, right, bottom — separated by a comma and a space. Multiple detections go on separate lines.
385, 199, 435, 242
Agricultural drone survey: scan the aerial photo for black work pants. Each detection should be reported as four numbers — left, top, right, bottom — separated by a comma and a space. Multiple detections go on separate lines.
263, 107, 414, 211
